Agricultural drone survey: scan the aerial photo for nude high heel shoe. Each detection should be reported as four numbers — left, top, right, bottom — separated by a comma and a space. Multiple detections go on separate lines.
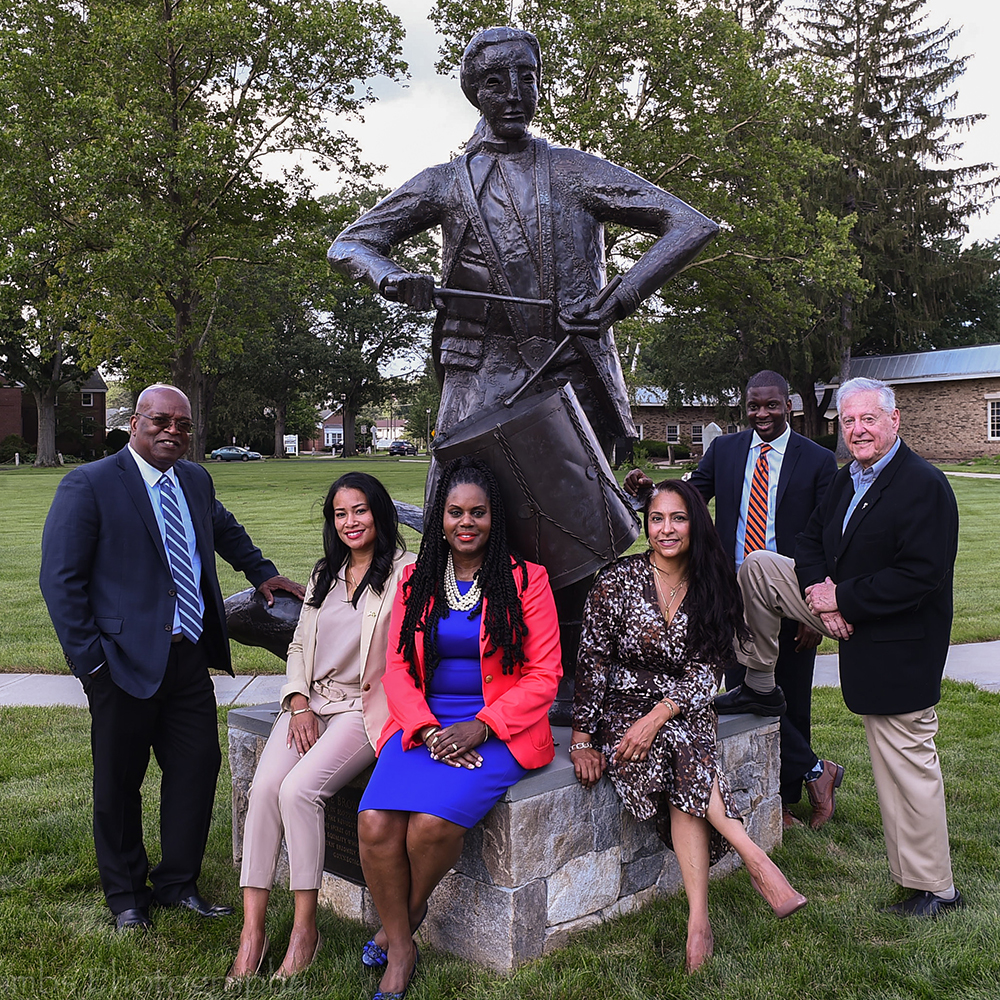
749, 873, 808, 919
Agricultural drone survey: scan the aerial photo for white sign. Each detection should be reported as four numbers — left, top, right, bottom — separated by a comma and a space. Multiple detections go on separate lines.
283, 434, 298, 456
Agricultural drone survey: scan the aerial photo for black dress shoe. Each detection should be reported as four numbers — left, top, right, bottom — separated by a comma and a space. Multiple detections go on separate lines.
885, 889, 965, 918
171, 892, 234, 917
115, 907, 152, 932
714, 683, 786, 716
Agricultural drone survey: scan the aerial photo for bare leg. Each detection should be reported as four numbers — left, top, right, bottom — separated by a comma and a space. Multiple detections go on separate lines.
360, 810, 466, 995
227, 886, 269, 979
704, 778, 807, 916
274, 889, 320, 977
667, 805, 714, 973
359, 809, 419, 995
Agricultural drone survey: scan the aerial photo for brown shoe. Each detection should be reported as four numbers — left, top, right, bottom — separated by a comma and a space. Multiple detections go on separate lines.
806, 760, 844, 830
782, 807, 804, 830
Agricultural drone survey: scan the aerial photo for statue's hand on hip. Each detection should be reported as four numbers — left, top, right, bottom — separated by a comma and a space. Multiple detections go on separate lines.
381, 273, 435, 310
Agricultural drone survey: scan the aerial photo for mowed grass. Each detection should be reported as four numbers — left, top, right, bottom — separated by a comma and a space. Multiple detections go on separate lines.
2, 457, 999, 671
2, 685, 1000, 998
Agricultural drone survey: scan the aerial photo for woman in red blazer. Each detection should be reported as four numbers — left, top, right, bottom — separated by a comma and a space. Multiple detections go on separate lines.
357, 457, 561, 1000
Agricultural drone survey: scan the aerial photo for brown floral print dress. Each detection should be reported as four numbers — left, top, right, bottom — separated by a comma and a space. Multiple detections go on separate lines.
573, 553, 739, 860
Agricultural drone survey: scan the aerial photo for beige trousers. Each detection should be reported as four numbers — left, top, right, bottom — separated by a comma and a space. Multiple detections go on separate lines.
735, 550, 834, 688
240, 710, 375, 891
863, 710, 953, 891
736, 550, 953, 890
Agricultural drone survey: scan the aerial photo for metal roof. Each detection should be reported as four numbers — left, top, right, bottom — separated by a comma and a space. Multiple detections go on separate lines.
848, 344, 1000, 385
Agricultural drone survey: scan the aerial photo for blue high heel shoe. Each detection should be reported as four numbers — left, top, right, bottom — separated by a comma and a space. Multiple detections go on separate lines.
372, 946, 418, 1000
361, 903, 428, 969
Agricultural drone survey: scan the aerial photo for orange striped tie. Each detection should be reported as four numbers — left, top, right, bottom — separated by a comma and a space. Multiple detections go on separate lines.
744, 443, 771, 556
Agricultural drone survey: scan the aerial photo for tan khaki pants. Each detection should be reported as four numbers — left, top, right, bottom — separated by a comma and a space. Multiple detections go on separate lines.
240, 710, 375, 891
863, 709, 953, 891
735, 550, 833, 689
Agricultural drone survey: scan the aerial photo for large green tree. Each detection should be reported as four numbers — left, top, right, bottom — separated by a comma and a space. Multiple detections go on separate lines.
0, 0, 406, 461
794, 0, 995, 369
429, 0, 863, 420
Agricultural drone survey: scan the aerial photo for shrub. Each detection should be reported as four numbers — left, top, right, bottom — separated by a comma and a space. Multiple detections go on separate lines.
105, 428, 129, 454
0, 434, 30, 463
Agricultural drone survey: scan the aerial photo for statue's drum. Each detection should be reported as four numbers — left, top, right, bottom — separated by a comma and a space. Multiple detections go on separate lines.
433, 383, 640, 590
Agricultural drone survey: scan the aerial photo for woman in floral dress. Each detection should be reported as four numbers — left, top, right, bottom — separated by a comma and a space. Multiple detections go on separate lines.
571, 479, 807, 973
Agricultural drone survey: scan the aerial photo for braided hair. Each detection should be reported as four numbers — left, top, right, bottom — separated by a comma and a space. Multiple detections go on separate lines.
307, 472, 405, 610
638, 478, 751, 666
398, 457, 528, 686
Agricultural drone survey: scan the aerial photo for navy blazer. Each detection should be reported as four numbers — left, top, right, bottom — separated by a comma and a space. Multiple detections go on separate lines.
794, 439, 957, 716
689, 429, 837, 559
40, 449, 277, 699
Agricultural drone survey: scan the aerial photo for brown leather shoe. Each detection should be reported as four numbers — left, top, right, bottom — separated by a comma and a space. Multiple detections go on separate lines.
782, 807, 804, 830
806, 760, 844, 830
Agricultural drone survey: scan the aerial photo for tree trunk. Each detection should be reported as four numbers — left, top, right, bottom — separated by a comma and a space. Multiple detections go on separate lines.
171, 347, 208, 463
797, 382, 821, 440
835, 320, 852, 462
33, 386, 59, 467
273, 402, 287, 457
342, 408, 357, 457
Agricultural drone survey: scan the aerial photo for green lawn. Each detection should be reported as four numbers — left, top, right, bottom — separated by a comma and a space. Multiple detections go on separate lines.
2, 684, 999, 997
2, 457, 999, 672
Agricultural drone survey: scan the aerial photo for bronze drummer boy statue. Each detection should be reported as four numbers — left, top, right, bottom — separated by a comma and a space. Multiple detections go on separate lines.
330, 26, 719, 713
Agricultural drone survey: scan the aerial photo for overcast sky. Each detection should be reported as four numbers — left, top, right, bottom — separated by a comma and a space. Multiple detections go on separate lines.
318, 0, 1000, 244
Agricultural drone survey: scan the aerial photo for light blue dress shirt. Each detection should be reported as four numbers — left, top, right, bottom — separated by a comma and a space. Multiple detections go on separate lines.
127, 445, 205, 631
842, 436, 901, 533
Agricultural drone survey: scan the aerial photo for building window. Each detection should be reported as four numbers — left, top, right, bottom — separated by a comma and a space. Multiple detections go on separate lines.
990, 400, 1000, 440
82, 416, 96, 437
324, 428, 344, 447
691, 424, 703, 445
81, 392, 94, 407
727, 424, 738, 435
666, 424, 680, 444
635, 424, 644, 441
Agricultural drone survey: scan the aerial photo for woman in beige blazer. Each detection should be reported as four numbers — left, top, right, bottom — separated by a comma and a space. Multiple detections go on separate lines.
226, 472, 415, 986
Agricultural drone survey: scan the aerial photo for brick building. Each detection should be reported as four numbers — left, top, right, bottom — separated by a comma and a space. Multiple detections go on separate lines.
0, 372, 108, 459
844, 346, 1000, 462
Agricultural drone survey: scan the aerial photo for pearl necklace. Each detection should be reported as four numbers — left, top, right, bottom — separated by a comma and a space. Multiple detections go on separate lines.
444, 551, 483, 612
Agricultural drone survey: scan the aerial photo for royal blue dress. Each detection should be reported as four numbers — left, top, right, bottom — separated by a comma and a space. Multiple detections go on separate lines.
359, 583, 527, 827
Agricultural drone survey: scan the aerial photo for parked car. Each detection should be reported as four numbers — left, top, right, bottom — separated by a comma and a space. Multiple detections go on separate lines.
388, 439, 418, 456
211, 446, 263, 462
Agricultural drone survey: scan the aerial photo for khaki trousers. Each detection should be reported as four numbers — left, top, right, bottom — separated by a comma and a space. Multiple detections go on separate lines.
240, 710, 375, 891
736, 550, 953, 890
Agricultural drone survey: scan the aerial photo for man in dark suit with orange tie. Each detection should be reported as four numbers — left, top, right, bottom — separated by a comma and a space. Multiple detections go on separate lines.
40, 384, 304, 931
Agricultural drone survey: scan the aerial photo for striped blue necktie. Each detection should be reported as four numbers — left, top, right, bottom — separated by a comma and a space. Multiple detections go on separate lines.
158, 474, 203, 643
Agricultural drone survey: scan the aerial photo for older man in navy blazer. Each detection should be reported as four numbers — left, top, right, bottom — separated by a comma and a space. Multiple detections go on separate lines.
40, 384, 304, 931
736, 377, 962, 916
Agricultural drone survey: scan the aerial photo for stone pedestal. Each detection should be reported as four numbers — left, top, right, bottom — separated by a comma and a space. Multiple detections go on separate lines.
228, 708, 779, 972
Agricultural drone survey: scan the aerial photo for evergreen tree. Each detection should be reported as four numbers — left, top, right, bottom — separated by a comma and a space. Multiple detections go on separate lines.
794, 0, 995, 371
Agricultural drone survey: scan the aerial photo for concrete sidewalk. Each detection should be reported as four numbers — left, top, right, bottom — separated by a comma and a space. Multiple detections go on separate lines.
2, 640, 1000, 707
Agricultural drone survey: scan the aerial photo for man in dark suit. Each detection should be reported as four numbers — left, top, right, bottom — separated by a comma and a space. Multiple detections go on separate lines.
736, 377, 962, 915
40, 384, 304, 931
627, 370, 843, 830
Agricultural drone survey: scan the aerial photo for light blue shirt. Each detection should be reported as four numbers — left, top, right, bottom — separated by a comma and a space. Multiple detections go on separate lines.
735, 424, 790, 568
127, 444, 205, 632
842, 436, 901, 532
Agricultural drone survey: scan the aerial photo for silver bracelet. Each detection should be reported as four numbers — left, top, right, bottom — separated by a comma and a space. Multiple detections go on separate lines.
568, 741, 593, 753
290, 706, 312, 717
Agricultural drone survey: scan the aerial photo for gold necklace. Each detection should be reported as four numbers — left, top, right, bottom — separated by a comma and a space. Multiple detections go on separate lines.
651, 559, 687, 620
345, 561, 371, 598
